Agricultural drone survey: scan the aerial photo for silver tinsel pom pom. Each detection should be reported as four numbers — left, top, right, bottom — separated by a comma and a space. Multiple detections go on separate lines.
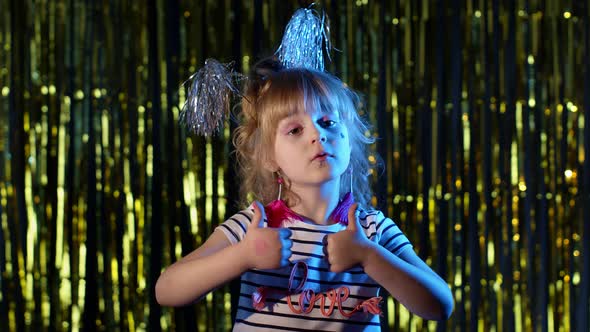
180, 59, 241, 136
276, 7, 331, 71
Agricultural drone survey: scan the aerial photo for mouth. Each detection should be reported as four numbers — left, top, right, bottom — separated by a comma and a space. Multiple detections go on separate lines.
312, 152, 331, 161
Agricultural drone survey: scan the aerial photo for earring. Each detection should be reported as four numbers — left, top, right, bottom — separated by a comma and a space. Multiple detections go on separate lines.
277, 172, 284, 200
349, 166, 353, 194
266, 171, 302, 228
330, 166, 355, 225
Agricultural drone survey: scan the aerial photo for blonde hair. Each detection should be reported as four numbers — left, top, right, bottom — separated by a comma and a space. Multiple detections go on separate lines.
233, 58, 376, 209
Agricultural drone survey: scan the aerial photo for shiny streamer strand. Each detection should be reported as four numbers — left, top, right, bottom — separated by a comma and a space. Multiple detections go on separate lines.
275, 7, 332, 71
179, 59, 242, 136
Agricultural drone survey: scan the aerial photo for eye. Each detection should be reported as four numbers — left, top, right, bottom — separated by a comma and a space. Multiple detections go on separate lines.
287, 126, 303, 136
319, 119, 337, 128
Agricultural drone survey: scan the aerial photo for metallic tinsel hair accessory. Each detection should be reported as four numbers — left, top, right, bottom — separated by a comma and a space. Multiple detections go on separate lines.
179, 59, 242, 136
181, 5, 331, 136
275, 7, 332, 71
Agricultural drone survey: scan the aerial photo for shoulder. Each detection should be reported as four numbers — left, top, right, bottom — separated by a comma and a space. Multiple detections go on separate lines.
357, 208, 387, 228
223, 204, 256, 227
215, 204, 256, 244
230, 204, 256, 222
357, 208, 412, 252
354, 208, 386, 240
358, 208, 406, 229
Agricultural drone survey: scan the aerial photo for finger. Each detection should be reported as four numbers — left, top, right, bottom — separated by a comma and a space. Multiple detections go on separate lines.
282, 238, 293, 250
322, 235, 330, 259
250, 201, 266, 228
322, 234, 329, 246
281, 257, 291, 267
322, 244, 329, 258
258, 201, 268, 225
281, 248, 292, 263
279, 228, 292, 239
330, 264, 343, 273
346, 203, 360, 230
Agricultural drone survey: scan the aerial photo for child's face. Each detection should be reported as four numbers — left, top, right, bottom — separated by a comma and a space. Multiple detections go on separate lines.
271, 107, 351, 188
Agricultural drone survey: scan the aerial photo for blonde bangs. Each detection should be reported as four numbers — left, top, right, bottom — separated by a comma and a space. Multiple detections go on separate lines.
259, 71, 357, 137
255, 77, 308, 149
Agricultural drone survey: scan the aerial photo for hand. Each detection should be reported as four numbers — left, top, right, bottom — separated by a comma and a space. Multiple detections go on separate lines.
324, 203, 374, 273
241, 201, 293, 270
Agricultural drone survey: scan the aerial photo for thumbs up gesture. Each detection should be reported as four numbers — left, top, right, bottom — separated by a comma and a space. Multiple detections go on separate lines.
324, 203, 372, 273
242, 201, 293, 270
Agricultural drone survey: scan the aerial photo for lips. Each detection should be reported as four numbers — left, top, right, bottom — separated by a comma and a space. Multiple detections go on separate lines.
312, 152, 331, 161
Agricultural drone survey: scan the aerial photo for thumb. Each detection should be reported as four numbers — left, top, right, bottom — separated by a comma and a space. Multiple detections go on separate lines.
250, 201, 267, 228
347, 203, 360, 231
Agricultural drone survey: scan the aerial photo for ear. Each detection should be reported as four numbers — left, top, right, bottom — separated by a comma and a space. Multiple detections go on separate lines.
261, 146, 280, 172
263, 158, 279, 172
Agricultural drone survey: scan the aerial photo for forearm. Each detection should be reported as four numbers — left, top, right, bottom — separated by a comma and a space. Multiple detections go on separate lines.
361, 243, 453, 320
155, 242, 249, 306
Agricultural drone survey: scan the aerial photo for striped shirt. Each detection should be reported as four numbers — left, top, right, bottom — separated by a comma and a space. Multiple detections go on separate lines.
216, 204, 413, 332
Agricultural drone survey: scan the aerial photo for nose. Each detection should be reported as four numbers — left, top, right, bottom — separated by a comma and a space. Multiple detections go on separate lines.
312, 136, 327, 144
310, 125, 327, 144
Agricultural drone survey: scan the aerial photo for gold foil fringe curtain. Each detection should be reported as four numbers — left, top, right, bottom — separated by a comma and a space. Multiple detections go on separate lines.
0, 0, 588, 331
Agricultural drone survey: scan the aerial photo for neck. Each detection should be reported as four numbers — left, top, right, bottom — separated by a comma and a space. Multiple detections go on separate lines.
289, 179, 341, 225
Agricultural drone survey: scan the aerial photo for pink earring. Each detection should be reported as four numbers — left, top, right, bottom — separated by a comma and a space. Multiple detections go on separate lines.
264, 171, 303, 228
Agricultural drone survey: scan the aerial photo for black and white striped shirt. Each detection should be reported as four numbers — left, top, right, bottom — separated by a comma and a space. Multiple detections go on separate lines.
217, 204, 412, 331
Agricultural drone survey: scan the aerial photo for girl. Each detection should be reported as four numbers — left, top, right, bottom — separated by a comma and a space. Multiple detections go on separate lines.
155, 59, 454, 331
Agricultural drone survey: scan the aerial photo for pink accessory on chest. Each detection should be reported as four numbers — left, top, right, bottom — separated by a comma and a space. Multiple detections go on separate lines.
264, 199, 304, 228
263, 192, 355, 228
328, 192, 355, 226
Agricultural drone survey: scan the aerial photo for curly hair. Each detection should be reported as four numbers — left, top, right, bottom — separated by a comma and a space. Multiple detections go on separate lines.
232, 58, 377, 209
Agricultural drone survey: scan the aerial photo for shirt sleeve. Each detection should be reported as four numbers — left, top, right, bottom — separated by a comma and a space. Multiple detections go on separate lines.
214, 204, 255, 244
372, 211, 413, 255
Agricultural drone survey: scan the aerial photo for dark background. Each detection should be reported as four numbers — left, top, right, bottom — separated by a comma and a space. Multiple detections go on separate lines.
1, 0, 588, 331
